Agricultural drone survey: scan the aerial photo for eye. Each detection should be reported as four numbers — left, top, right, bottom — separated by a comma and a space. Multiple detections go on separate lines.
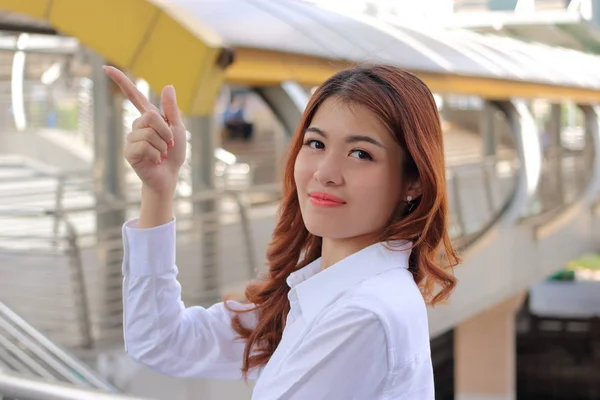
349, 149, 373, 161
304, 139, 325, 149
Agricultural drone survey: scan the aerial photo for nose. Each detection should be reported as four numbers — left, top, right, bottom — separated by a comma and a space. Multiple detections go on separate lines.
313, 153, 344, 186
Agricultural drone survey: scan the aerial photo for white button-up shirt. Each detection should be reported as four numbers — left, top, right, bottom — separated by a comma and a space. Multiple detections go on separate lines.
122, 218, 434, 399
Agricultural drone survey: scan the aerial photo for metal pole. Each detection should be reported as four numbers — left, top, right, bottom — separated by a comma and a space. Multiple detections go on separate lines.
481, 102, 498, 217
188, 116, 220, 305
448, 170, 466, 237
481, 101, 497, 158
0, 371, 151, 400
550, 103, 564, 207
89, 50, 126, 341
482, 158, 496, 217
231, 192, 257, 280
52, 175, 65, 244
64, 218, 94, 349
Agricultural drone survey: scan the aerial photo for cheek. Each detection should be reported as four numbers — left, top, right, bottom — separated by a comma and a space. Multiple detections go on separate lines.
353, 167, 402, 216
293, 151, 313, 193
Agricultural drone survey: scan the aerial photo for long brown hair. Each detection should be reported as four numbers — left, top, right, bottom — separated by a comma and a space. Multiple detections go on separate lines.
226, 64, 459, 378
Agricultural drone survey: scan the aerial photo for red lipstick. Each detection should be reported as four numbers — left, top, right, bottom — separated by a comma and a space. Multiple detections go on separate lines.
309, 192, 346, 207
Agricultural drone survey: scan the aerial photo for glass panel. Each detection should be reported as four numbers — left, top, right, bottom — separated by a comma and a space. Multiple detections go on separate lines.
438, 94, 518, 240
525, 100, 591, 218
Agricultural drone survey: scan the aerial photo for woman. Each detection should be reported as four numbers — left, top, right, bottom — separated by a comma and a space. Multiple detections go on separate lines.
105, 64, 459, 399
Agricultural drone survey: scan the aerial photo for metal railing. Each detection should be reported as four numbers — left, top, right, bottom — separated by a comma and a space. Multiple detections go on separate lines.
522, 146, 594, 222
0, 206, 93, 350
447, 155, 520, 239
0, 206, 93, 345
0, 302, 117, 393
0, 161, 281, 348
0, 152, 518, 352
0, 371, 150, 400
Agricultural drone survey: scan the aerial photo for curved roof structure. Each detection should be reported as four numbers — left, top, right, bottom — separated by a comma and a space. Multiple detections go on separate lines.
191, 0, 600, 89
1, 0, 600, 111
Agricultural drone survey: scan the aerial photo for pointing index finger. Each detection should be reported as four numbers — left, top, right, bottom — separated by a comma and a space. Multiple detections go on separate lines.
102, 66, 157, 114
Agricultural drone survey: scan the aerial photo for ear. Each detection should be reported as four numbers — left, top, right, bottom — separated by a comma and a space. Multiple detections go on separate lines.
405, 178, 422, 201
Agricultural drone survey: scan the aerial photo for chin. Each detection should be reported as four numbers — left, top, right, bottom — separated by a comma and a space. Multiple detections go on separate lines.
303, 219, 351, 240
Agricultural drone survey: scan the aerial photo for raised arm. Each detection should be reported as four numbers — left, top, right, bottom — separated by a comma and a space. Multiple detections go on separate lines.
106, 66, 258, 379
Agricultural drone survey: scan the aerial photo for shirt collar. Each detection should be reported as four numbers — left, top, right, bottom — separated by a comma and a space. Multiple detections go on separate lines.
286, 240, 412, 325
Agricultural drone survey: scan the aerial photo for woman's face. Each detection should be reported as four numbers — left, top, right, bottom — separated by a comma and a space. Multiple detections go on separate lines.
294, 96, 405, 241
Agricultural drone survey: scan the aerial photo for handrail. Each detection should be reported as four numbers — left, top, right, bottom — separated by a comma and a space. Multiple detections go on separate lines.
31, 185, 280, 220
0, 302, 109, 390
0, 371, 151, 400
231, 192, 259, 279
0, 208, 94, 350
455, 179, 518, 253
520, 149, 592, 223
447, 155, 520, 238
0, 185, 277, 347
0, 156, 511, 249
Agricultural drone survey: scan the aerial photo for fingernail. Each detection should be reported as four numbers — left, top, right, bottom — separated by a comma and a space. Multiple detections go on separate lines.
162, 152, 168, 160
168, 139, 175, 148
156, 159, 162, 165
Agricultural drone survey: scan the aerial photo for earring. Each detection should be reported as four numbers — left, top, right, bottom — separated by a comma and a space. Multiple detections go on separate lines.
405, 195, 415, 212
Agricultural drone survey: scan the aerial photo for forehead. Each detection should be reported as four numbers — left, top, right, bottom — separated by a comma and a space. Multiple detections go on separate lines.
309, 96, 392, 142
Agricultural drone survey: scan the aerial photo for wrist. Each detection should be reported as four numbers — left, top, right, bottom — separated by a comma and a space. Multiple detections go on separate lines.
141, 183, 176, 201
139, 185, 175, 229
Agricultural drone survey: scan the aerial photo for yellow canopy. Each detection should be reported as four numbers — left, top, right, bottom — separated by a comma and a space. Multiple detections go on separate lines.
0, 0, 229, 116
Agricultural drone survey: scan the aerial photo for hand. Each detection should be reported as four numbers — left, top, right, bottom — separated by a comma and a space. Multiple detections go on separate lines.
103, 66, 187, 196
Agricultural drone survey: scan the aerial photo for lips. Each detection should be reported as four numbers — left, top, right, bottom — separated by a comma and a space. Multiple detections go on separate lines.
308, 192, 346, 207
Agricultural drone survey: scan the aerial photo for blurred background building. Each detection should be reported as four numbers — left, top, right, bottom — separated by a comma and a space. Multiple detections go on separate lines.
0, 1, 598, 399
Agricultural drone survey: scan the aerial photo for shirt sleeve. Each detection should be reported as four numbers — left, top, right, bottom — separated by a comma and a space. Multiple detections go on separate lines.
252, 304, 389, 400
121, 218, 259, 380
390, 350, 435, 400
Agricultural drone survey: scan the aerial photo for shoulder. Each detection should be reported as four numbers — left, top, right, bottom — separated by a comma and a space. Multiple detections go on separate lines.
351, 267, 428, 319
342, 269, 431, 365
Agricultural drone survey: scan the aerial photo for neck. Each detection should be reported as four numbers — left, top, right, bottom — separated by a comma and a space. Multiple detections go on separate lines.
320, 234, 379, 270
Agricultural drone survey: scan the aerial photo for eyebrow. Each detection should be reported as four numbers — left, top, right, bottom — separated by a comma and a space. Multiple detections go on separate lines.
305, 127, 386, 148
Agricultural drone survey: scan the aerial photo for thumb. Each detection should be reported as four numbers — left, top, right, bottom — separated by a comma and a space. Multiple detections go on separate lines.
161, 85, 182, 126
